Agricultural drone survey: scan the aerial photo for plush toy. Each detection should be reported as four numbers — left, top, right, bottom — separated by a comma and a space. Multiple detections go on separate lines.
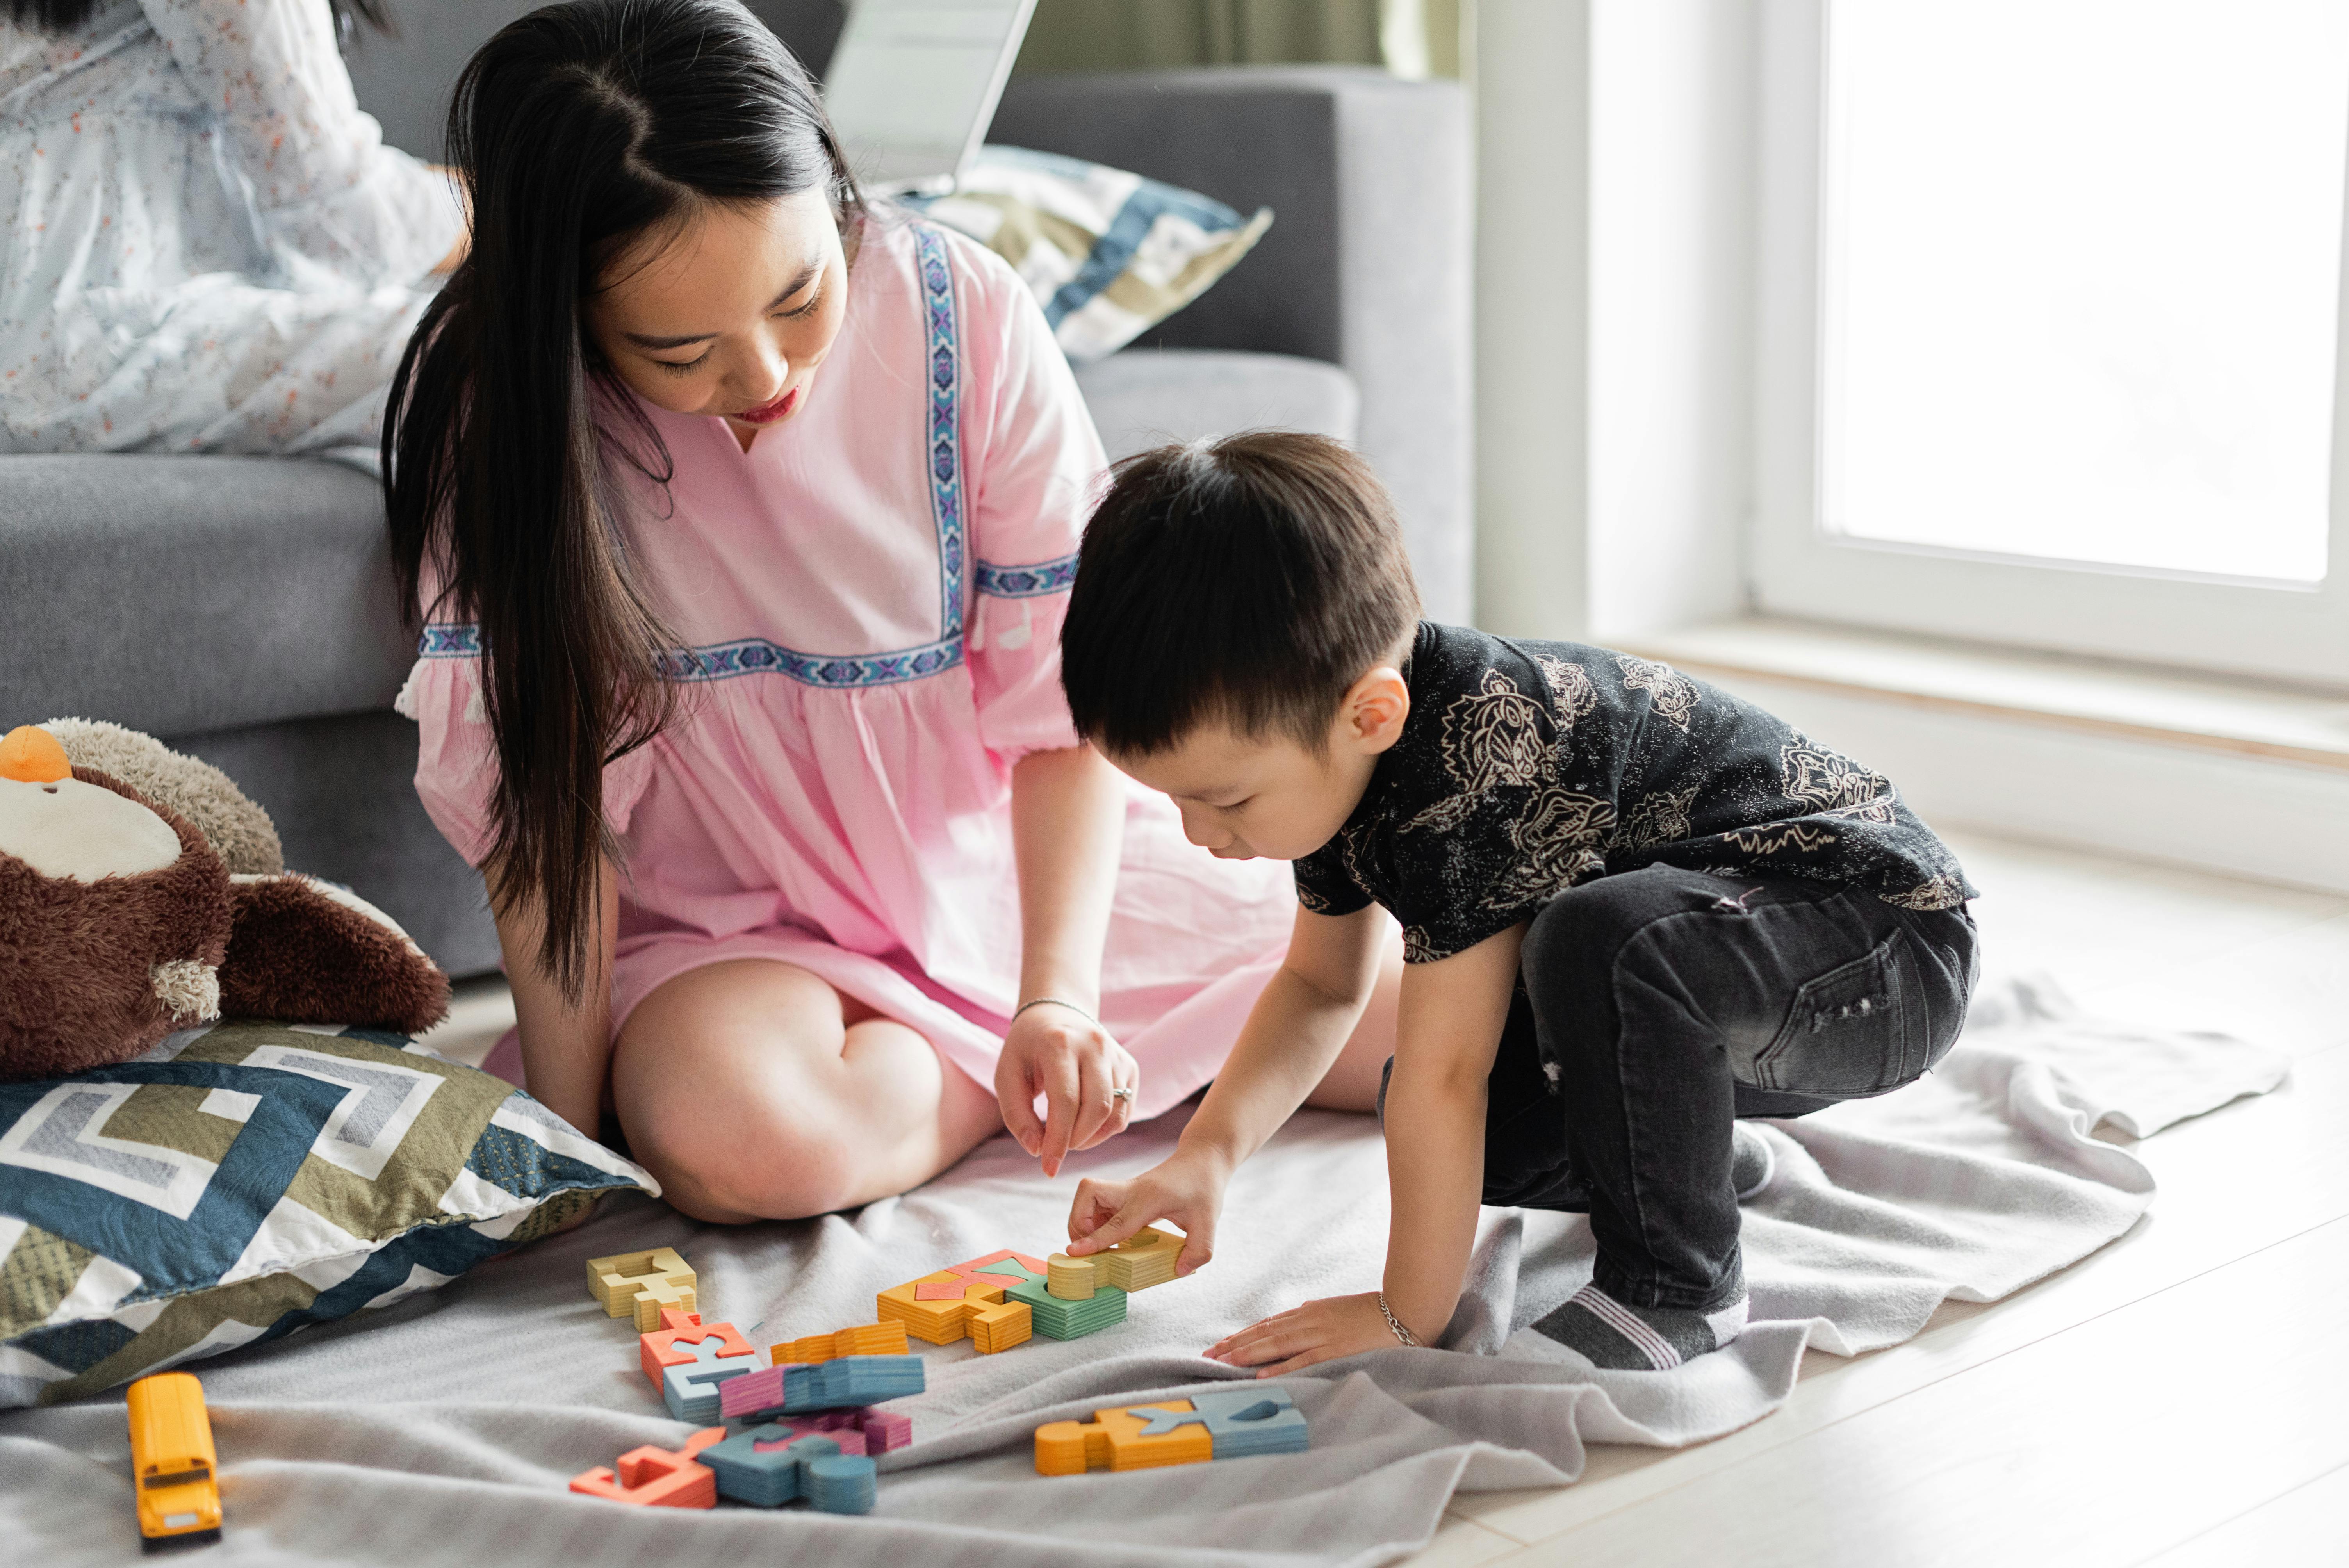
0, 724, 450, 1082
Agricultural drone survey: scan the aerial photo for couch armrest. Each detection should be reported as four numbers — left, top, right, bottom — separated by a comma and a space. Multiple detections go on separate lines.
990, 67, 1473, 620
0, 454, 412, 737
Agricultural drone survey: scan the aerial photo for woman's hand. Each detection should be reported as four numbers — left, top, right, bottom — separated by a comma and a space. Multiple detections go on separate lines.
1064, 1144, 1230, 1274
1205, 1292, 1408, 1376
994, 1001, 1138, 1176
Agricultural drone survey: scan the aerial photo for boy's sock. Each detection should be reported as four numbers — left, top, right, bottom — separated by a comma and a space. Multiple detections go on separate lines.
1732, 1121, 1775, 1201
1525, 1284, 1748, 1372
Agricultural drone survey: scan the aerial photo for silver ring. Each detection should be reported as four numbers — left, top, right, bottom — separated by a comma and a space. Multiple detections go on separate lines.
1110, 1087, 1136, 1102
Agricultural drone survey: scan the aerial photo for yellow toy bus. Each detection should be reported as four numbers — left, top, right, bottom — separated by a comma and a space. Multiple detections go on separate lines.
126, 1372, 221, 1550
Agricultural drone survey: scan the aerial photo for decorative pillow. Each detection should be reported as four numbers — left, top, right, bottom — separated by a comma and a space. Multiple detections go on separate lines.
0, 1019, 655, 1408
902, 145, 1274, 364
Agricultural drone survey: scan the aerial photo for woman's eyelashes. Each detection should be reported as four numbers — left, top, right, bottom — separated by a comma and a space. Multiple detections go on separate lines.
647, 292, 822, 377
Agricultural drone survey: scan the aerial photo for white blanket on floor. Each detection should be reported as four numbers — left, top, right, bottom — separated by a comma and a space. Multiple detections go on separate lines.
0, 979, 2286, 1567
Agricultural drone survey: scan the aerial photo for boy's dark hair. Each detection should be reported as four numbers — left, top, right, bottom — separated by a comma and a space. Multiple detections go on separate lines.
1061, 431, 1422, 756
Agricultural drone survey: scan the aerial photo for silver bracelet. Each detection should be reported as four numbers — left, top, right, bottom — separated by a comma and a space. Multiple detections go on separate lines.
1376, 1291, 1422, 1348
1012, 996, 1096, 1026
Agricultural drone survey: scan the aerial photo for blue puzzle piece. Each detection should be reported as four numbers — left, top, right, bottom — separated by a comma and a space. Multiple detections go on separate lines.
662, 1342, 762, 1423
701, 1427, 840, 1509
804, 1453, 878, 1515
1128, 1406, 1213, 1438
1192, 1386, 1309, 1458
780, 1354, 926, 1413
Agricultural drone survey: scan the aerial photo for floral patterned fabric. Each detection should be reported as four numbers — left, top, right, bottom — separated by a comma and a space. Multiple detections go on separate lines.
1292, 622, 1977, 963
0, 0, 464, 453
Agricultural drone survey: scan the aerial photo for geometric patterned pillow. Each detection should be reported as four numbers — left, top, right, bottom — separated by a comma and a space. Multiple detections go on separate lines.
0, 1019, 656, 1407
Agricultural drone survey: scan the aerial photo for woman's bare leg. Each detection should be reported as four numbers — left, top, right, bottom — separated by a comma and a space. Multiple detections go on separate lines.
610, 959, 1001, 1222
1304, 932, 1406, 1112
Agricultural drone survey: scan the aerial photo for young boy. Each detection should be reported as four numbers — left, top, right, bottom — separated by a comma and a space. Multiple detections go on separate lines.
1056, 432, 1979, 1372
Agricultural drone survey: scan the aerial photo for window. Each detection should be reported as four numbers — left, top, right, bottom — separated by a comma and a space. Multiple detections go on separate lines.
1754, 1, 2349, 683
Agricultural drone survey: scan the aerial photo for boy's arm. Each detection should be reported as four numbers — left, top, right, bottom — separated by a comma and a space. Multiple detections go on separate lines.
1206, 922, 1523, 1372
1064, 898, 1389, 1272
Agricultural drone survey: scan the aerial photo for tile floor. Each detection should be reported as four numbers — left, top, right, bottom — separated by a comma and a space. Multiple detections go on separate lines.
414, 827, 2349, 1565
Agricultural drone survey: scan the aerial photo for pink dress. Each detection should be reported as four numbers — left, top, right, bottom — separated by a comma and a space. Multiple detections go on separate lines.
396, 218, 1295, 1118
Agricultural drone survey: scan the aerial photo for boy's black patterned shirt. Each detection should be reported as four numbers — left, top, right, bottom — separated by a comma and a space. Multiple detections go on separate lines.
1290, 622, 1977, 962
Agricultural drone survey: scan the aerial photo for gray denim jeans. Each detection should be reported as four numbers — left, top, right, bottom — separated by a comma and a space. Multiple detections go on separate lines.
1381, 864, 1978, 1312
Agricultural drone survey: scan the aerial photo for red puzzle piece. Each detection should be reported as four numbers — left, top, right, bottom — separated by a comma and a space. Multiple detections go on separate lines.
569, 1427, 727, 1508
640, 1308, 757, 1391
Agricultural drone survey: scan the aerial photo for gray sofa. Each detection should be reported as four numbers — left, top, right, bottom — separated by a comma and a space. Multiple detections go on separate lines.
0, 12, 1469, 982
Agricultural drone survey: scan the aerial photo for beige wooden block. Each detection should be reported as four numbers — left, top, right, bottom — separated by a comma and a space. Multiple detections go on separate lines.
586, 1247, 697, 1324
1099, 1226, 1180, 1292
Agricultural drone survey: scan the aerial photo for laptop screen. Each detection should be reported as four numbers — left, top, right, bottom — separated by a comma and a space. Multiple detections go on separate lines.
822, 0, 1039, 188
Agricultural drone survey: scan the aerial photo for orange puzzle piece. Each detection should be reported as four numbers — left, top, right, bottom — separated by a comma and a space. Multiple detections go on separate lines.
770, 1320, 910, 1366
570, 1427, 727, 1508
876, 1250, 1049, 1351
640, 1308, 757, 1391
1034, 1401, 1214, 1475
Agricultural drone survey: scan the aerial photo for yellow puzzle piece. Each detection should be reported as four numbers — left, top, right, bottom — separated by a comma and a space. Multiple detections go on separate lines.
586, 1248, 698, 1333
875, 1249, 1048, 1352
1034, 1401, 1213, 1475
770, 1321, 910, 1365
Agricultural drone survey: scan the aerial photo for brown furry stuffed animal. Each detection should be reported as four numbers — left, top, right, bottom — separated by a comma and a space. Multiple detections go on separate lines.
0, 725, 451, 1082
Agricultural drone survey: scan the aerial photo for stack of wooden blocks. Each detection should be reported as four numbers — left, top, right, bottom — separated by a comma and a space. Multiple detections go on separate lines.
572, 1249, 920, 1515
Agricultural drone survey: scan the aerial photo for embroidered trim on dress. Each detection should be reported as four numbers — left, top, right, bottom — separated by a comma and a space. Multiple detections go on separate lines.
918, 223, 968, 641
657, 636, 964, 688
415, 224, 975, 690
974, 553, 1078, 598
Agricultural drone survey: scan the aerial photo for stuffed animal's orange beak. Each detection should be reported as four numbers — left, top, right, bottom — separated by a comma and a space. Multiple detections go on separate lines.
0, 726, 71, 784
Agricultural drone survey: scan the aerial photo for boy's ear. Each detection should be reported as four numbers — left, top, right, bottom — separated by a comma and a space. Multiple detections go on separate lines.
1342, 666, 1412, 754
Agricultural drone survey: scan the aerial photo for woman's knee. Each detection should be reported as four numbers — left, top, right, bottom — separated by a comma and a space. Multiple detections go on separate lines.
626, 1088, 869, 1222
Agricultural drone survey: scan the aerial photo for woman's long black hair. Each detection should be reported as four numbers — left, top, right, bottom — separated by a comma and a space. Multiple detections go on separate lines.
383, 0, 862, 997
8, 0, 391, 42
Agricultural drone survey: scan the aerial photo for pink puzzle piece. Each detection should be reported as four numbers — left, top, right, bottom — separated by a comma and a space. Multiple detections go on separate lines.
914, 1281, 967, 1301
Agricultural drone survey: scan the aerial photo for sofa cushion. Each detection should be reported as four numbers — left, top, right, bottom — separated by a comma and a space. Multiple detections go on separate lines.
1074, 348, 1359, 463
0, 455, 409, 739
902, 147, 1274, 365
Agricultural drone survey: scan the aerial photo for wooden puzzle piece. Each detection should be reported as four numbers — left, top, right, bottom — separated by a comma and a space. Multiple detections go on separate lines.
745, 1406, 909, 1456
661, 1336, 764, 1423
949, 1249, 1050, 1283
780, 1354, 925, 1412
1007, 1276, 1127, 1340
586, 1248, 698, 1332
875, 1249, 1047, 1346
804, 1454, 878, 1515
699, 1427, 841, 1509
769, 1320, 910, 1366
1046, 1253, 1096, 1301
967, 1296, 1032, 1354
569, 1427, 725, 1507
1096, 1227, 1182, 1293
640, 1310, 756, 1391
1033, 1402, 1212, 1475
1033, 1390, 1309, 1475
1190, 1388, 1309, 1458
718, 1363, 794, 1423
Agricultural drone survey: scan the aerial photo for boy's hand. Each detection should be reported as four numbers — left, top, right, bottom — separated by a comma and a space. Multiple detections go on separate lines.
995, 1003, 1139, 1178
1064, 1146, 1230, 1276
1205, 1293, 1404, 1376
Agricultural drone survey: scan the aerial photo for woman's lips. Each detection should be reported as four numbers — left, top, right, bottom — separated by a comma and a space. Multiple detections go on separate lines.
738, 385, 801, 425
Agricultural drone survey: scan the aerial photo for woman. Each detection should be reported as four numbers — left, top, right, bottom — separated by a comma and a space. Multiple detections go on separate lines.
387, 0, 1398, 1222
0, 0, 464, 452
